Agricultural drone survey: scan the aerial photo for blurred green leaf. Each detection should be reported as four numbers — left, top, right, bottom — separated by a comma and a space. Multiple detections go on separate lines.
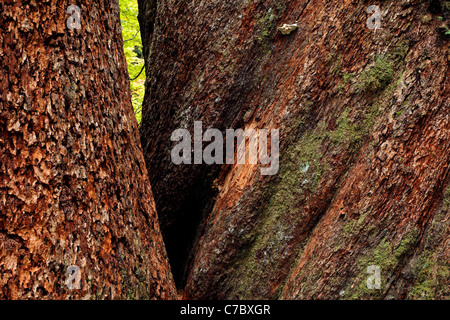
120, 0, 145, 125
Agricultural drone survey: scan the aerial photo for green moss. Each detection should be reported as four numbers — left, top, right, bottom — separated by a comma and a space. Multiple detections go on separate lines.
357, 55, 394, 92
119, 0, 145, 125
356, 40, 409, 94
336, 72, 354, 91
325, 52, 333, 63
257, 9, 277, 53
232, 116, 329, 298
408, 250, 450, 300
328, 108, 363, 151
328, 54, 342, 77
120, 267, 150, 300
387, 41, 410, 65
422, 15, 432, 23
395, 229, 419, 259
343, 208, 374, 238
345, 229, 420, 299
327, 104, 379, 154
230, 96, 382, 298
444, 185, 450, 208
407, 187, 449, 299
444, 1, 450, 11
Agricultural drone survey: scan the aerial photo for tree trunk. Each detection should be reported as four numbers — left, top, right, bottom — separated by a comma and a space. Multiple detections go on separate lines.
0, 0, 176, 299
139, 0, 449, 299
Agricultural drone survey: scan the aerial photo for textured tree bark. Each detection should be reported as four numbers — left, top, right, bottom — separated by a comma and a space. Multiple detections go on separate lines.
137, 0, 157, 74
139, 0, 449, 299
0, 1, 176, 299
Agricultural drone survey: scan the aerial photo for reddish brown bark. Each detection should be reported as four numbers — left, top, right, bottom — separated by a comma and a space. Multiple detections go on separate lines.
139, 0, 449, 299
0, 1, 176, 299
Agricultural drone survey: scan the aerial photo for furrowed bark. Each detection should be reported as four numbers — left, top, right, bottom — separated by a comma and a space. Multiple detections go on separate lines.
0, 0, 176, 299
139, 0, 449, 299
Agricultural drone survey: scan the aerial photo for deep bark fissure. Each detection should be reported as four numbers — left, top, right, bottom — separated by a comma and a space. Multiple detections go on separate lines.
160, 178, 218, 287
137, 0, 449, 299
136, 0, 277, 288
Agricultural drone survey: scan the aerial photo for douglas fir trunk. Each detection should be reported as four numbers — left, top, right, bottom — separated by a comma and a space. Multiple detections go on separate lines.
138, 0, 449, 299
0, 1, 176, 299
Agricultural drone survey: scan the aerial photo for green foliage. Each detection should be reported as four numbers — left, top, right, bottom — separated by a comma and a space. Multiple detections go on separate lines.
441, 23, 450, 35
120, 0, 145, 124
